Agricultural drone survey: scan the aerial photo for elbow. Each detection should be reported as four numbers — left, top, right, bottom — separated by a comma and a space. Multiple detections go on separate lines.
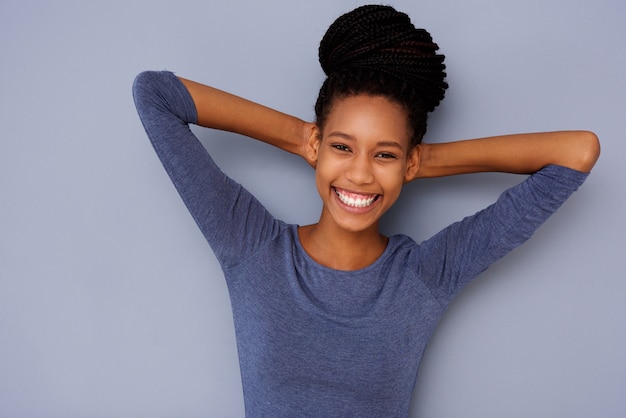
576, 130, 601, 173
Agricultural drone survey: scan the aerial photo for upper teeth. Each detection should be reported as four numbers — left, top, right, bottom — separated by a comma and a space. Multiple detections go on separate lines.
335, 189, 378, 208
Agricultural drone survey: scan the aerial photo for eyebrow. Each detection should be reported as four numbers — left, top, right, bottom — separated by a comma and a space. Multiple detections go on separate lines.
327, 131, 405, 150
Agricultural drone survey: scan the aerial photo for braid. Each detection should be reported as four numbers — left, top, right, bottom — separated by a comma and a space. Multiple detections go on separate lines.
315, 5, 448, 146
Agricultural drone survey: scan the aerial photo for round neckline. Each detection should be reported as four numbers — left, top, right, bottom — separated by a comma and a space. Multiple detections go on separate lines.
291, 224, 395, 275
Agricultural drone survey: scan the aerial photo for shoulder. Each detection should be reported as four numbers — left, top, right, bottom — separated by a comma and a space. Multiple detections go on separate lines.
381, 234, 421, 269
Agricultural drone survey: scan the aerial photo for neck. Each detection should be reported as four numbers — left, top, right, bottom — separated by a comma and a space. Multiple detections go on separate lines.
298, 221, 388, 271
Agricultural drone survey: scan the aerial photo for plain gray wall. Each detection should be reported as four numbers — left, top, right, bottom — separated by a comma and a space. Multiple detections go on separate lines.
1, 0, 624, 416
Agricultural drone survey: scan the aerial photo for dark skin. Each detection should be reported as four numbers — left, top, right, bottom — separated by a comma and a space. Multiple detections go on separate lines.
298, 95, 418, 270
179, 77, 600, 270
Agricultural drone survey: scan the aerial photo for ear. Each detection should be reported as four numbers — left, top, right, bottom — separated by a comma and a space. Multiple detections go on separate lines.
305, 125, 321, 168
403, 145, 421, 183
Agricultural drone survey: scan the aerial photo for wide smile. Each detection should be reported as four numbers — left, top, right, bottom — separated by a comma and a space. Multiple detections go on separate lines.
333, 187, 381, 209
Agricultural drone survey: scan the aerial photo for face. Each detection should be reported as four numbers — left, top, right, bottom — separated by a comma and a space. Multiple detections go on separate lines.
307, 94, 419, 234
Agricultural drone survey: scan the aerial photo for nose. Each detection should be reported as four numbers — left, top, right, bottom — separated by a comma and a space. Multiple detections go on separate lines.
345, 154, 374, 185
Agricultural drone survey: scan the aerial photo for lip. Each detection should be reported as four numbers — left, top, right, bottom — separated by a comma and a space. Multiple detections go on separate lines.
332, 186, 382, 214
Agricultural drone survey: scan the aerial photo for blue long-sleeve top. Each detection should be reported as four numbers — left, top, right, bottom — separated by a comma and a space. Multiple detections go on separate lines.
133, 70, 588, 417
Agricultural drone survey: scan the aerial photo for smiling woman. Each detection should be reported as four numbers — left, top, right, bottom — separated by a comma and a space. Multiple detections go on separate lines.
302, 94, 417, 263
133, 4, 598, 417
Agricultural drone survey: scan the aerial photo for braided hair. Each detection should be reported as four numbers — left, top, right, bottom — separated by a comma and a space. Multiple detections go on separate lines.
315, 5, 448, 147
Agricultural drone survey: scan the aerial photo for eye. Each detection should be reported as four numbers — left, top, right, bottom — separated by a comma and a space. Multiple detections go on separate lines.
375, 152, 398, 160
331, 143, 350, 152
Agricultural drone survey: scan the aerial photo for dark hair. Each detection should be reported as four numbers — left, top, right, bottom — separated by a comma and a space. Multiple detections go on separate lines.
315, 5, 448, 147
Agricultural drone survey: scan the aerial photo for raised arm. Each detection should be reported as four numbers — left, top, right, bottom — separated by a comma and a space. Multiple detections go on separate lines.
413, 131, 600, 179
178, 77, 316, 166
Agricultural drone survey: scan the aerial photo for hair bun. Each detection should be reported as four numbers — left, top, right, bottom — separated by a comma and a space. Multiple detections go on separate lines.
319, 4, 447, 112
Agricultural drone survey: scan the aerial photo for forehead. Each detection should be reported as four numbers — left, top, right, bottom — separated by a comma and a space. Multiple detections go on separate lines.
323, 94, 411, 146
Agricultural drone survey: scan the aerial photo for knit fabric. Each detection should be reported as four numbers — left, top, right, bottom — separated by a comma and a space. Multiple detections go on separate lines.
133, 70, 588, 417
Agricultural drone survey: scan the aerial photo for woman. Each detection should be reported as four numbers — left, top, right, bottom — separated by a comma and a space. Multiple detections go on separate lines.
133, 5, 599, 416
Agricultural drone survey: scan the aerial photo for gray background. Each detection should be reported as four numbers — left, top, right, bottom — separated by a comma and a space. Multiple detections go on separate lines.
1, 0, 624, 416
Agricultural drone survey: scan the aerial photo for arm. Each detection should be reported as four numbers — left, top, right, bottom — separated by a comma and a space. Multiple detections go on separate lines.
133, 71, 284, 268
415, 133, 596, 300
420, 164, 590, 303
413, 131, 600, 179
178, 77, 317, 166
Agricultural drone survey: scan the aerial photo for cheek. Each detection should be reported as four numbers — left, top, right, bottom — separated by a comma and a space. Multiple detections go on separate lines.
314, 149, 342, 177
313, 157, 333, 191
378, 165, 406, 196
377, 160, 407, 181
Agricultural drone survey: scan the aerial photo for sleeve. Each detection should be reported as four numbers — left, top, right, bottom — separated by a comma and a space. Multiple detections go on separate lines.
132, 71, 283, 269
416, 165, 589, 305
